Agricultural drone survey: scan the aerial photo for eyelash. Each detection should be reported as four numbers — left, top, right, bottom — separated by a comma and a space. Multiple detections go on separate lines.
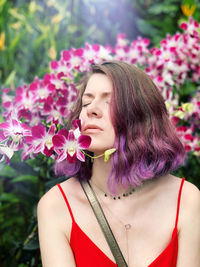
82, 102, 110, 108
82, 104, 90, 107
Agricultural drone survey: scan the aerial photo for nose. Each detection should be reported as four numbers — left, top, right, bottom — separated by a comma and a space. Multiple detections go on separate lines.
86, 100, 103, 118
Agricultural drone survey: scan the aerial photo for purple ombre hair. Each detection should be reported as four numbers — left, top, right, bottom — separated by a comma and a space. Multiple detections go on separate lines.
56, 60, 186, 192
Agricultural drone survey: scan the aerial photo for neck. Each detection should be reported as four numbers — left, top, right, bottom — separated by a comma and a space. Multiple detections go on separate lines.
90, 155, 132, 197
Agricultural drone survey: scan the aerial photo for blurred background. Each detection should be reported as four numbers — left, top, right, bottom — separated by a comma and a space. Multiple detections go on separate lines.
0, 0, 200, 266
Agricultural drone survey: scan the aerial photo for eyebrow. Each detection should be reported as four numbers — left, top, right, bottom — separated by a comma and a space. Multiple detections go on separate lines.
82, 92, 111, 98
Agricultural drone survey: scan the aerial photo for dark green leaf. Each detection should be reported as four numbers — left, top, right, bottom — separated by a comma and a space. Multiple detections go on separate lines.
10, 175, 38, 183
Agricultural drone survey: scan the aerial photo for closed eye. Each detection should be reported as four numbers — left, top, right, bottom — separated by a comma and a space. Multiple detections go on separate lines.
82, 103, 90, 107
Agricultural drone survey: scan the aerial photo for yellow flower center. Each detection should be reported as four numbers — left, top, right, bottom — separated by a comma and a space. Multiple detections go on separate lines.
68, 146, 75, 156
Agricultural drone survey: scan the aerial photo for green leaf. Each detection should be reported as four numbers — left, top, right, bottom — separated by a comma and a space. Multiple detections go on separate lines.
10, 161, 37, 175
24, 238, 39, 250
8, 8, 25, 22
9, 33, 23, 51
0, 165, 17, 177
68, 24, 78, 34
148, 4, 178, 15
10, 175, 38, 183
4, 70, 16, 87
0, 192, 20, 203
182, 0, 195, 5
136, 18, 158, 36
0, 0, 6, 11
0, 114, 4, 123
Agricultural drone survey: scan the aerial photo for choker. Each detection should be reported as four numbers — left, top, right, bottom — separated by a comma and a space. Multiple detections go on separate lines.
90, 182, 135, 200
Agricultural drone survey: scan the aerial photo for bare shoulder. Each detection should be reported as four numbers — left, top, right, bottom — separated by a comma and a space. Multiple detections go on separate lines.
37, 178, 78, 267
38, 176, 81, 208
165, 174, 199, 196
37, 180, 67, 237
167, 178, 200, 266
37, 182, 63, 217
167, 175, 200, 222
171, 175, 200, 206
179, 177, 200, 219
37, 181, 65, 235
37, 176, 82, 234
156, 174, 200, 216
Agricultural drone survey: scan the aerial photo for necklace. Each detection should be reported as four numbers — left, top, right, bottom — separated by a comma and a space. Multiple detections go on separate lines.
89, 182, 133, 265
90, 181, 135, 200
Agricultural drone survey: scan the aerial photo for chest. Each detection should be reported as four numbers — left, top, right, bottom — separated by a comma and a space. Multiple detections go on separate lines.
65, 196, 177, 267
69, 217, 178, 267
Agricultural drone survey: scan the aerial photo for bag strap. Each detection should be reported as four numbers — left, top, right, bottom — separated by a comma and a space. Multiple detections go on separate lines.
80, 180, 128, 267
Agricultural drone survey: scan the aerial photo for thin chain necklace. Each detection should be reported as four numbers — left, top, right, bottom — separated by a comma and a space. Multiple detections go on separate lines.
89, 181, 133, 266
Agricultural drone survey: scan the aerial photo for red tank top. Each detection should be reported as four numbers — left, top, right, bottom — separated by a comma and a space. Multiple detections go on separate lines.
57, 177, 185, 267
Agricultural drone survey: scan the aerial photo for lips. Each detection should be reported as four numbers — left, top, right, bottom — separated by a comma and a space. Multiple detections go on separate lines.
84, 124, 103, 133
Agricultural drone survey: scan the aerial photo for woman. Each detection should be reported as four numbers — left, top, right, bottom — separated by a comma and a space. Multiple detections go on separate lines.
37, 61, 200, 267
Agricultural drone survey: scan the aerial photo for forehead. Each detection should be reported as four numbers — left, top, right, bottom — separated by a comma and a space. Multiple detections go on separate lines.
83, 73, 113, 97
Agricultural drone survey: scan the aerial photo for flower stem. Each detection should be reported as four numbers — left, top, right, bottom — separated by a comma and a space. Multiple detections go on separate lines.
80, 149, 105, 162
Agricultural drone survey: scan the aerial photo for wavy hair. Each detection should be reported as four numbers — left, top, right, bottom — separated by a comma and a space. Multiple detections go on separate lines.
55, 60, 186, 192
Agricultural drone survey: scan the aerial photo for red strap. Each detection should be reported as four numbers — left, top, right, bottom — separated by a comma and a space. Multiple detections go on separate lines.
175, 177, 185, 229
57, 183, 75, 223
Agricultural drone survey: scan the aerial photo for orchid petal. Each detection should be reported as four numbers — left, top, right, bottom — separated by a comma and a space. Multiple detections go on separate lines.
52, 134, 66, 148
74, 127, 81, 139
0, 155, 5, 162
34, 143, 43, 154
0, 146, 14, 159
12, 119, 20, 127
21, 123, 31, 133
77, 150, 85, 162
0, 132, 6, 141
67, 152, 77, 163
25, 136, 33, 144
22, 145, 34, 160
26, 145, 35, 154
0, 122, 10, 130
72, 119, 81, 131
48, 124, 56, 135
32, 125, 46, 139
68, 130, 75, 141
78, 135, 91, 149
57, 128, 69, 139
43, 146, 54, 157
57, 151, 67, 162
54, 147, 62, 155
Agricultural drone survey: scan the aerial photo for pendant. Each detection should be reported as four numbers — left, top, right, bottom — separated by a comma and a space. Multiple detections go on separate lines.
125, 224, 131, 230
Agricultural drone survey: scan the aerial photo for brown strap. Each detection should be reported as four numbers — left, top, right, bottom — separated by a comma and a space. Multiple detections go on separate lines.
80, 180, 128, 267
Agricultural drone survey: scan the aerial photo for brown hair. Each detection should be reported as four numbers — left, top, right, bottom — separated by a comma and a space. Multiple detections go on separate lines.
62, 60, 186, 191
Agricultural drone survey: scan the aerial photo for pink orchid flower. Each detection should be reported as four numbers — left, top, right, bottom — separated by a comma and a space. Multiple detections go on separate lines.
41, 96, 67, 125
30, 124, 56, 157
52, 128, 91, 163
62, 48, 84, 70
0, 119, 31, 143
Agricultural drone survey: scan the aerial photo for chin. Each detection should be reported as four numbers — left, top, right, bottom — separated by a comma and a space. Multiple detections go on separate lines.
86, 138, 115, 153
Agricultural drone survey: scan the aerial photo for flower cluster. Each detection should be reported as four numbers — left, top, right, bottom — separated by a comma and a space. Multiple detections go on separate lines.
0, 117, 91, 164
0, 17, 200, 163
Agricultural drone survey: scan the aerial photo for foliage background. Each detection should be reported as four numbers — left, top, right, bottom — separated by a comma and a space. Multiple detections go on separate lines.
0, 0, 200, 266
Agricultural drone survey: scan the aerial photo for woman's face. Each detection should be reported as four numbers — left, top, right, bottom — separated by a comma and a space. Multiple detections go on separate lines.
79, 73, 116, 155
